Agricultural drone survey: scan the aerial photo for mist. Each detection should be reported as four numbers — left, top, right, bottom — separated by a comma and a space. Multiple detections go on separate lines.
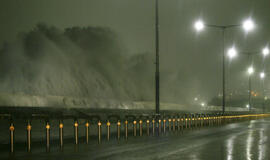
0, 23, 210, 108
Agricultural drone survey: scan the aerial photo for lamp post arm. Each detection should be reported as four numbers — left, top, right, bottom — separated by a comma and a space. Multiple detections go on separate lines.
206, 24, 241, 29
239, 51, 260, 56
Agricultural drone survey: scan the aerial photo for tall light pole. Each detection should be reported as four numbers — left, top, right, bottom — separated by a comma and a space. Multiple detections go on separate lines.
262, 47, 269, 113
247, 66, 254, 111
194, 18, 255, 114
260, 72, 265, 113
240, 46, 269, 112
155, 0, 160, 115
261, 47, 269, 113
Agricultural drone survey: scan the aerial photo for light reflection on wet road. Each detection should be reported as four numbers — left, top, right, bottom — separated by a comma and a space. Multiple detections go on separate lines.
2, 118, 270, 160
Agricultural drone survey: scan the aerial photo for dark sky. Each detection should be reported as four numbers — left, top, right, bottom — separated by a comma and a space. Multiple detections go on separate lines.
1, 0, 270, 105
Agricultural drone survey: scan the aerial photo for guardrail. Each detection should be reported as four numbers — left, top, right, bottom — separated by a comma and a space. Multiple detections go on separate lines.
1, 111, 269, 154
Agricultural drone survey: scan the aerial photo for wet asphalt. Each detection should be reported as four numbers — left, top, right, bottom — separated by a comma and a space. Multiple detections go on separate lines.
1, 118, 270, 160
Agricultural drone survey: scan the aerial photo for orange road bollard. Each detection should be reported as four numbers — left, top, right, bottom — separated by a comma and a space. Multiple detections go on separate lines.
177, 118, 180, 131
195, 116, 198, 128
200, 115, 203, 127
146, 120, 150, 136
158, 119, 162, 134
125, 120, 128, 140
208, 116, 210, 126
74, 120, 79, 145
181, 118, 184, 131
188, 117, 191, 129
204, 115, 207, 126
152, 119, 155, 135
46, 122, 50, 152
198, 117, 201, 128
185, 117, 188, 129
117, 121, 121, 140
163, 119, 166, 134
191, 117, 194, 129
168, 119, 172, 131
107, 121, 110, 141
59, 121, 64, 150
85, 121, 89, 144
98, 121, 102, 144
10, 123, 14, 153
200, 114, 203, 127
139, 120, 143, 136
133, 120, 137, 136
27, 121, 31, 152
172, 119, 176, 131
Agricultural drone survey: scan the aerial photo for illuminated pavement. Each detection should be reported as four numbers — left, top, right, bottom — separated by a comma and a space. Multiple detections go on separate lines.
2, 118, 270, 160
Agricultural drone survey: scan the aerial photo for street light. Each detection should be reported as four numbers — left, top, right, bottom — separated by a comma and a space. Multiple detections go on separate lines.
239, 49, 268, 113
247, 66, 254, 75
262, 47, 269, 57
239, 49, 268, 112
193, 18, 255, 114
227, 47, 237, 59
194, 18, 255, 32
194, 20, 204, 31
260, 72, 265, 79
247, 66, 254, 111
242, 19, 255, 32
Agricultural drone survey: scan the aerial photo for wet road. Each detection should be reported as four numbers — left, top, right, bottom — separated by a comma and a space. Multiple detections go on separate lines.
2, 118, 270, 160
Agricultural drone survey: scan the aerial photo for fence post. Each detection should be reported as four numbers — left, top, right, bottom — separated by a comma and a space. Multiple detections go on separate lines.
10, 122, 15, 153
59, 121, 64, 150
98, 121, 102, 144
117, 121, 121, 140
85, 121, 89, 144
74, 120, 79, 145
125, 120, 128, 140
46, 121, 50, 152
26, 121, 31, 152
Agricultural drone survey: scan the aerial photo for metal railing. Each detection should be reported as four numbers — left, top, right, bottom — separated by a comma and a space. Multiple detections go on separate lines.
1, 112, 269, 153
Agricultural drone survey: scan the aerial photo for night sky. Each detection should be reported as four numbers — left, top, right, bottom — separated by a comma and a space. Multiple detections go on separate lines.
0, 0, 270, 106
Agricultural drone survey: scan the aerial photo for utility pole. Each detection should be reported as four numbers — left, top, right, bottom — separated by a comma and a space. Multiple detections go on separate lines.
222, 28, 226, 114
248, 75, 252, 111
155, 0, 160, 115
262, 79, 265, 113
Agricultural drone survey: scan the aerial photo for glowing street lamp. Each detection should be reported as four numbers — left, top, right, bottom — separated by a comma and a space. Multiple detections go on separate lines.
242, 19, 255, 32
194, 20, 204, 31
227, 47, 237, 59
247, 66, 254, 75
260, 72, 265, 79
262, 47, 269, 57
193, 18, 255, 114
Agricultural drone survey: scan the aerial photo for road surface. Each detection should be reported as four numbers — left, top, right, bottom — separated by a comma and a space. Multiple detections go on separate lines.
1, 118, 270, 160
